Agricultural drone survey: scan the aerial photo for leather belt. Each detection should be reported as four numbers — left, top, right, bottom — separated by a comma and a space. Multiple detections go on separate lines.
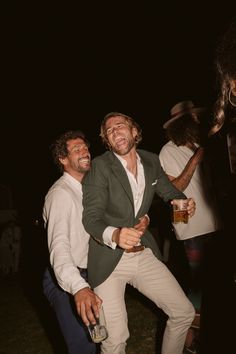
125, 245, 145, 253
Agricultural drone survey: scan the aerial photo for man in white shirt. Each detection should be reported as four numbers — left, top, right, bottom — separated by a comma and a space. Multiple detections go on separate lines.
42, 130, 102, 354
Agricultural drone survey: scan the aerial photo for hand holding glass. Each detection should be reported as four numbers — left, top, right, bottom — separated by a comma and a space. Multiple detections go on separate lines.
172, 199, 189, 224
87, 306, 108, 343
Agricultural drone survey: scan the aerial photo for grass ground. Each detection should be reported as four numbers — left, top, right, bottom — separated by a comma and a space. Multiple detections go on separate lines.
0, 274, 164, 354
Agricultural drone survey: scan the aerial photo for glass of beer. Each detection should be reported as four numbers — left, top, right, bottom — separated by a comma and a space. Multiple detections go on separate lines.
87, 306, 108, 343
172, 199, 188, 224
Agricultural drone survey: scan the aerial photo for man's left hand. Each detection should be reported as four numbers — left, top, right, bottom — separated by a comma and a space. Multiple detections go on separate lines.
134, 214, 150, 233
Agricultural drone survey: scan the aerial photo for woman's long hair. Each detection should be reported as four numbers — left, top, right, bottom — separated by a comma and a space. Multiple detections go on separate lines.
213, 20, 236, 130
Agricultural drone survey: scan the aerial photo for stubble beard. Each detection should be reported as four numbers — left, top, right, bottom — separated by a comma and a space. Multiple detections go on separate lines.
112, 139, 135, 156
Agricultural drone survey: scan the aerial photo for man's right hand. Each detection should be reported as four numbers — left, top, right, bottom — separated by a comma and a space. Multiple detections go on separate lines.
112, 227, 142, 250
74, 287, 102, 326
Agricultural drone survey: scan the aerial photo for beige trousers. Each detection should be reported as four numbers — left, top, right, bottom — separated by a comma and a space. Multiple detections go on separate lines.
94, 248, 195, 354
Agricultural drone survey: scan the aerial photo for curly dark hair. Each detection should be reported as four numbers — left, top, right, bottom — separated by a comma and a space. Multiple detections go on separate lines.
51, 130, 89, 172
214, 19, 236, 127
100, 112, 142, 149
165, 114, 201, 146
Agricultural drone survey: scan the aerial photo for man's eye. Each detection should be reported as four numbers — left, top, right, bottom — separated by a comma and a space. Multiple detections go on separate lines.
106, 123, 126, 136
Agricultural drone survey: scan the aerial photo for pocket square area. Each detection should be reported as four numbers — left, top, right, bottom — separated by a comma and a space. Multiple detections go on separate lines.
152, 179, 158, 185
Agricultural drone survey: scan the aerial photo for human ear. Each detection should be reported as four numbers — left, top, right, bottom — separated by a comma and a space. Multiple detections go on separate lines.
59, 157, 67, 166
132, 126, 138, 138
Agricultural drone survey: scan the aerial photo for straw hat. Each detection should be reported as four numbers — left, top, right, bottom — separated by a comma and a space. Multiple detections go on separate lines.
163, 100, 205, 129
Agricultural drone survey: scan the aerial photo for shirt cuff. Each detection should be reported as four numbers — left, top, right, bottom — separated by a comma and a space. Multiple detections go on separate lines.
103, 226, 118, 249
70, 276, 90, 295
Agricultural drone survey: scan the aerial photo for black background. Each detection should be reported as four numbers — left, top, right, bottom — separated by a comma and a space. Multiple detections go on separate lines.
1, 2, 235, 218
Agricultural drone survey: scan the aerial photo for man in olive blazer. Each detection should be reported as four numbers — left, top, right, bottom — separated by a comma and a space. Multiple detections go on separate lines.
83, 149, 186, 288
82, 112, 195, 354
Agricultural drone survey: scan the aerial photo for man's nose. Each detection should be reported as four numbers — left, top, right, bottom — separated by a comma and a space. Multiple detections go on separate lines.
112, 126, 119, 135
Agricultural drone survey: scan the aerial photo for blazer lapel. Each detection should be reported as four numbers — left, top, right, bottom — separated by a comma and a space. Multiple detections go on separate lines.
136, 153, 153, 218
110, 155, 134, 206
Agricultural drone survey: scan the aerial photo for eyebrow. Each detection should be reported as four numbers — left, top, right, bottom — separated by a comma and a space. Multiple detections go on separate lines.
70, 143, 87, 150
106, 121, 126, 129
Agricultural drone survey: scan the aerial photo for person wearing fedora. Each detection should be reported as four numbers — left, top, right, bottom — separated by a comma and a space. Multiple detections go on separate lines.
159, 101, 222, 354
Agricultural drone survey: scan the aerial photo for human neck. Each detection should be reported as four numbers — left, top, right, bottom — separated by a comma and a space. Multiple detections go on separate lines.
123, 149, 138, 178
65, 170, 85, 183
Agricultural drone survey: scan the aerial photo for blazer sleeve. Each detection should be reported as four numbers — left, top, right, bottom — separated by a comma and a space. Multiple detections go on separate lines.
82, 158, 110, 243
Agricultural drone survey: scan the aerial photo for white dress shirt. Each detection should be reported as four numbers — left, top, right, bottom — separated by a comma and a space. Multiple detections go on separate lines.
103, 153, 145, 248
43, 172, 90, 294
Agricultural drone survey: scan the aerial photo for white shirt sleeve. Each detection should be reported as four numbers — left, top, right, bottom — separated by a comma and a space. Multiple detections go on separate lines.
102, 226, 118, 249
44, 188, 89, 295
159, 144, 179, 178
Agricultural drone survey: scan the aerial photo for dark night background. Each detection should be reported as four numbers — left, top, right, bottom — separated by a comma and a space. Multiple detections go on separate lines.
1, 2, 235, 221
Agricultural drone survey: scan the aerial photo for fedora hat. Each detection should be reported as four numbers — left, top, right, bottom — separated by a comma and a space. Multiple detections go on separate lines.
163, 100, 205, 129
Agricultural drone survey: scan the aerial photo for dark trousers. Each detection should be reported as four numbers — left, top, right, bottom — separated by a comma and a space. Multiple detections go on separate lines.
43, 267, 97, 354
183, 232, 216, 310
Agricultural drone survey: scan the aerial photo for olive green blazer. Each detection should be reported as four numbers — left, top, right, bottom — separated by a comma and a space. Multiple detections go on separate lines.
82, 149, 185, 288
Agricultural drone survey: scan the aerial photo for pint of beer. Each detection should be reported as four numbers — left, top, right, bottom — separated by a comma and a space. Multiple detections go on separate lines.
172, 199, 188, 224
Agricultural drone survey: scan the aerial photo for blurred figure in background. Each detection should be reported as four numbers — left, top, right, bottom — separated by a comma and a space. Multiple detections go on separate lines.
199, 19, 236, 354
0, 215, 22, 276
159, 101, 222, 354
